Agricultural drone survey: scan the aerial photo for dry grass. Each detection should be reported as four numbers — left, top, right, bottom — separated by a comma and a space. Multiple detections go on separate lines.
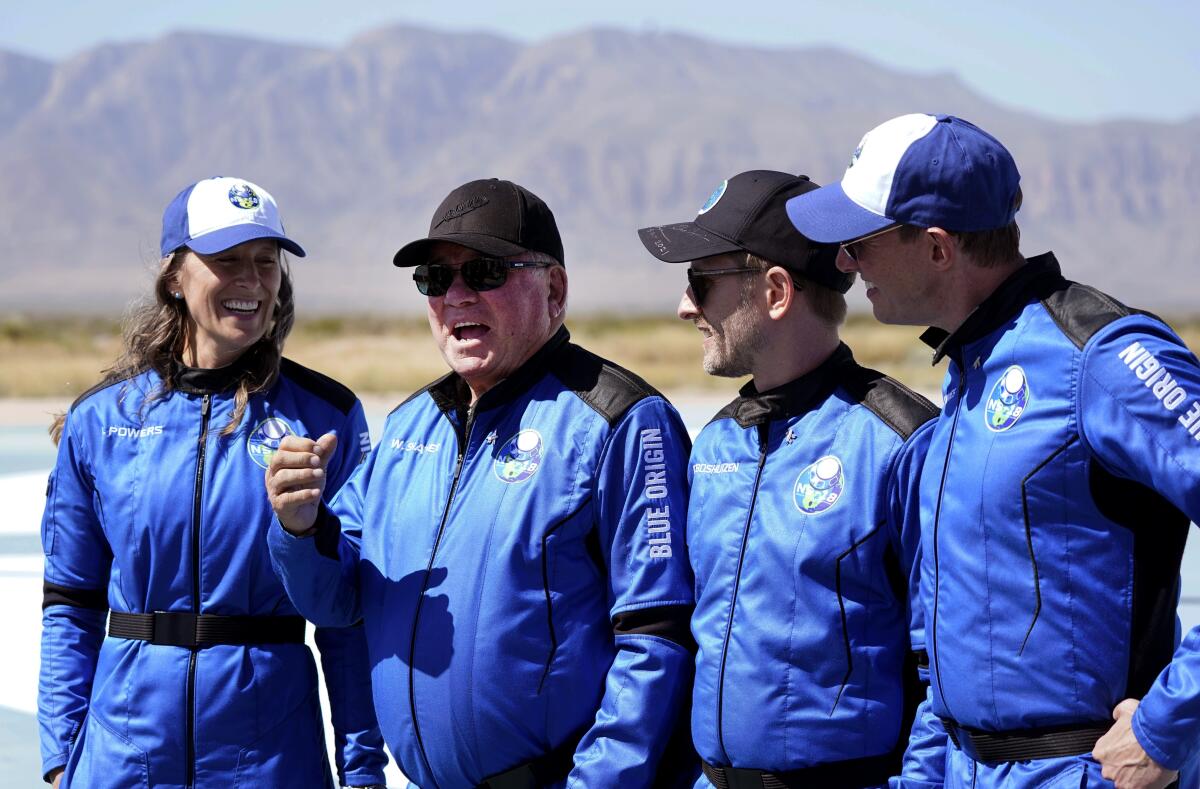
3, 312, 1198, 401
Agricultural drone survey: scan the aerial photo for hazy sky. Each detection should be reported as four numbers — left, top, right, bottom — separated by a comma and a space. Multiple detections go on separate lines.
3, 1, 1198, 123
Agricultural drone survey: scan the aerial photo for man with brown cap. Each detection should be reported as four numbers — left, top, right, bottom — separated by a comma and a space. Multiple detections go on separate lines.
266, 178, 697, 787
640, 170, 944, 788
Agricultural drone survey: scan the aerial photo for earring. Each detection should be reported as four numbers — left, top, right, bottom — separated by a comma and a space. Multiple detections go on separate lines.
172, 292, 183, 300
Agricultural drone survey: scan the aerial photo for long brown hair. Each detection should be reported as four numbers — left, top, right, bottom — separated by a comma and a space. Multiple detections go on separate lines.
50, 249, 295, 445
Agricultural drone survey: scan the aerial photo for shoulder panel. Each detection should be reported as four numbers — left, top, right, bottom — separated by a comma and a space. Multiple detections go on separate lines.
840, 365, 938, 440
391, 372, 456, 418
280, 357, 358, 415
550, 343, 663, 426
69, 371, 138, 412
708, 396, 744, 427
1039, 281, 1157, 351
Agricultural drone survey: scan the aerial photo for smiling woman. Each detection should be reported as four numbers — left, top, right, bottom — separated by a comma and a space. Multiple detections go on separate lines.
37, 177, 389, 788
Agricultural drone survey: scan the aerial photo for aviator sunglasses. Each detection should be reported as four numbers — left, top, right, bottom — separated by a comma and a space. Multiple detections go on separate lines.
840, 223, 901, 264
685, 266, 760, 307
413, 257, 556, 297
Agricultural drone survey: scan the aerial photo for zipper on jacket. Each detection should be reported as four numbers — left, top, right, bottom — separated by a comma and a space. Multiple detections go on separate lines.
715, 422, 770, 764
930, 362, 965, 719
406, 407, 475, 789
186, 394, 211, 789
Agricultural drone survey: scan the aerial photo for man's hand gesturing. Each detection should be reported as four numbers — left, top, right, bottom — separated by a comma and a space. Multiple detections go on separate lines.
266, 433, 338, 535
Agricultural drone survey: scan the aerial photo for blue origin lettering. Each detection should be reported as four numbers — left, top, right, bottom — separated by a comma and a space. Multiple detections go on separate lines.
641, 428, 673, 558
1117, 341, 1189, 411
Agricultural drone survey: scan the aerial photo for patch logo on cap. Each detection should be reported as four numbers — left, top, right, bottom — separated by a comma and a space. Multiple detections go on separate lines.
985, 365, 1030, 432
494, 429, 543, 483
793, 455, 845, 514
247, 417, 294, 469
698, 180, 728, 215
228, 183, 260, 210
848, 133, 868, 170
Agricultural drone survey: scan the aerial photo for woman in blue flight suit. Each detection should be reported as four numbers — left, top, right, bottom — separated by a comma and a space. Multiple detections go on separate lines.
38, 177, 388, 788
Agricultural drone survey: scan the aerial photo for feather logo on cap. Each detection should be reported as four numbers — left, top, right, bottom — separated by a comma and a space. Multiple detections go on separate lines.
435, 195, 490, 228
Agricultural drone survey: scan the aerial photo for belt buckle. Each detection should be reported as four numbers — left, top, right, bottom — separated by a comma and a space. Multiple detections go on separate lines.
153, 611, 198, 647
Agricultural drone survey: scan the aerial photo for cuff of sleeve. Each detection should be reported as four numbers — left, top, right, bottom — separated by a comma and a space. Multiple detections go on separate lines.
42, 753, 67, 784
1131, 705, 1182, 771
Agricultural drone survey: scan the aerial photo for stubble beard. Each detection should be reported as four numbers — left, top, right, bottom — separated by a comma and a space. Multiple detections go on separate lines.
702, 301, 767, 378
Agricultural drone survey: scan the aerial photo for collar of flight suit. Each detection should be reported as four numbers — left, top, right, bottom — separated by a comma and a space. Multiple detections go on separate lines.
920, 251, 1065, 365
426, 325, 573, 421
718, 342, 858, 429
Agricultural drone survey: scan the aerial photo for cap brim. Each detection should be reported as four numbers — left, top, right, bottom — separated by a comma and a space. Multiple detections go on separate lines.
636, 223, 743, 264
785, 183, 893, 244
392, 233, 529, 267
186, 224, 306, 258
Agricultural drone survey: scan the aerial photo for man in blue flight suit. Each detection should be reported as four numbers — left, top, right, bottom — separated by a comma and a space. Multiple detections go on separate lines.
639, 170, 945, 787
788, 113, 1200, 788
264, 178, 697, 787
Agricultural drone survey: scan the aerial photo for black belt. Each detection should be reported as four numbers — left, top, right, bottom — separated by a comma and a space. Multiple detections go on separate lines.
702, 753, 897, 789
108, 611, 306, 647
940, 717, 1111, 764
476, 730, 585, 789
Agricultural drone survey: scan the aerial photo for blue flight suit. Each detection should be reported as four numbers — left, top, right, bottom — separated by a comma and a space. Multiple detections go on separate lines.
39, 358, 388, 788
688, 344, 944, 788
920, 253, 1200, 785
269, 328, 697, 788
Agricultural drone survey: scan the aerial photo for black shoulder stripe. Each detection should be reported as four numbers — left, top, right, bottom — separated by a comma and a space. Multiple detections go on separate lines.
280, 358, 358, 415
708, 395, 745, 427
550, 343, 663, 426
43, 580, 108, 611
840, 366, 938, 440
392, 372, 457, 418
1040, 281, 1151, 351
613, 604, 696, 653
69, 370, 139, 412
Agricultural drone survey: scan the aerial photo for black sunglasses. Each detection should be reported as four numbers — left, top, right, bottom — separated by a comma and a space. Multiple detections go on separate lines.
840, 224, 901, 264
685, 266, 761, 307
413, 258, 555, 297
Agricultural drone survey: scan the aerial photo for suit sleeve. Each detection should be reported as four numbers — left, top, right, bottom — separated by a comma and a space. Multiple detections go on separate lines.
886, 420, 947, 788
268, 404, 371, 629
566, 397, 698, 788
38, 411, 113, 780
310, 400, 389, 787
1078, 317, 1200, 770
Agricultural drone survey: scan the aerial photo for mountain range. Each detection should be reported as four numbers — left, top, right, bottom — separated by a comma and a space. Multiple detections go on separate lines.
1, 25, 1197, 313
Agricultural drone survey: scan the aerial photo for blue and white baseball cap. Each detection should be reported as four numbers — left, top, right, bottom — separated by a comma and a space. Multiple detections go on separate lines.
160, 176, 306, 258
786, 114, 1021, 243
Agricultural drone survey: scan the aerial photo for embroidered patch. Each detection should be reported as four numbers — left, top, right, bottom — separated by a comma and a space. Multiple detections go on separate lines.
494, 429, 543, 483
793, 455, 844, 515
697, 180, 728, 215
247, 417, 293, 469
984, 365, 1030, 432
227, 182, 261, 209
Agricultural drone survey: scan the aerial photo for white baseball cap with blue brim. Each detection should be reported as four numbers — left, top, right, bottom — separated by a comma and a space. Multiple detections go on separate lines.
160, 176, 306, 258
786, 114, 1021, 244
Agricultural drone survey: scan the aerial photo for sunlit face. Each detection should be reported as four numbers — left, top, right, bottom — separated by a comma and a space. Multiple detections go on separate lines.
836, 229, 940, 326
676, 254, 767, 378
424, 241, 565, 401
171, 238, 282, 368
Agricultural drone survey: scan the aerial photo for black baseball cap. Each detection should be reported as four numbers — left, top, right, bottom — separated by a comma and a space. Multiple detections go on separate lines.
638, 170, 851, 293
393, 178, 564, 267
